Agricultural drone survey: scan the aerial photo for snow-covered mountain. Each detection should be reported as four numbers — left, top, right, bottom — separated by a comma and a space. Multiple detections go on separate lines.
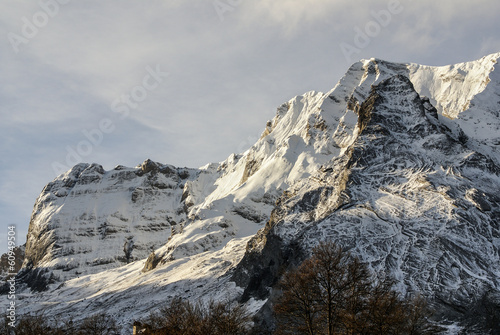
2, 52, 500, 333
18, 160, 199, 288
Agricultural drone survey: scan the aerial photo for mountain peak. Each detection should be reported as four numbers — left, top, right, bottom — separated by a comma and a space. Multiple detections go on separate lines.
4, 53, 500, 333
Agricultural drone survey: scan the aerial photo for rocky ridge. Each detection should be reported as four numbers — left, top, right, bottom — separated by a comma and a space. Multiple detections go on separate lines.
2, 52, 500, 333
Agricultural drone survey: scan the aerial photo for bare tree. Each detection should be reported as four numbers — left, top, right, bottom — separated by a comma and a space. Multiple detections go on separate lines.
274, 265, 321, 335
403, 295, 443, 335
275, 242, 372, 335
78, 313, 121, 335
360, 278, 407, 334
10, 313, 57, 335
205, 300, 251, 335
274, 241, 440, 335
144, 297, 202, 335
141, 297, 250, 335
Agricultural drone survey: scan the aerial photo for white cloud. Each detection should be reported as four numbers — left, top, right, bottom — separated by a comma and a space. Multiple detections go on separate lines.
238, 0, 361, 35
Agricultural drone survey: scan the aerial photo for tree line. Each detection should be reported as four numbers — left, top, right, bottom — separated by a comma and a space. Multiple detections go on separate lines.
0, 312, 121, 335
8, 241, 497, 334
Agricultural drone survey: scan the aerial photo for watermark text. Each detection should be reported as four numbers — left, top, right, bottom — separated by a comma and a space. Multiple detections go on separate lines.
213, 0, 243, 22
51, 64, 169, 176
7, 0, 72, 54
6, 225, 17, 328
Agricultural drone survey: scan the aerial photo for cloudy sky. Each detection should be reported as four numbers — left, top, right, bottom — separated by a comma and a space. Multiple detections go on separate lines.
1, 0, 499, 254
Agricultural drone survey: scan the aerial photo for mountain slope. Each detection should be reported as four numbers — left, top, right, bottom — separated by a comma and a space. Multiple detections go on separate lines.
2, 52, 500, 333
234, 74, 500, 317
409, 53, 500, 158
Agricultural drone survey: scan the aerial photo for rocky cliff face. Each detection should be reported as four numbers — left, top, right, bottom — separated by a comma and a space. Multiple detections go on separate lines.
234, 74, 500, 322
231, 55, 500, 331
3, 53, 500, 333
19, 160, 197, 289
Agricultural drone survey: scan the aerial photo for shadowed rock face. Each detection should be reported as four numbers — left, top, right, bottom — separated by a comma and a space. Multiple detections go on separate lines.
234, 74, 500, 326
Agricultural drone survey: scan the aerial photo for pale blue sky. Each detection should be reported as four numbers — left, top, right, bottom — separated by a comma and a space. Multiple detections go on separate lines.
1, 0, 500, 254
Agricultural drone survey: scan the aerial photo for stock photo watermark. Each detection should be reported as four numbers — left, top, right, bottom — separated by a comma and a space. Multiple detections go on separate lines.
7, 0, 72, 54
339, 0, 403, 64
5, 226, 17, 328
213, 0, 243, 22
51, 64, 169, 176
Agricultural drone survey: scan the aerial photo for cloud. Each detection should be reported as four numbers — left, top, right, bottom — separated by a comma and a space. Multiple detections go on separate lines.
237, 0, 361, 36
388, 0, 500, 57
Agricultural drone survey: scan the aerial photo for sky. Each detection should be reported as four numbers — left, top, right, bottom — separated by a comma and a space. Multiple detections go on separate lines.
1, 0, 500, 255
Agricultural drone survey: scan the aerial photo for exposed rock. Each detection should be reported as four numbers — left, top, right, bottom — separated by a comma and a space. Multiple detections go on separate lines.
240, 155, 262, 184
466, 188, 492, 212
142, 251, 160, 272
233, 73, 500, 330
0, 244, 25, 281
4, 52, 500, 334
139, 159, 159, 174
